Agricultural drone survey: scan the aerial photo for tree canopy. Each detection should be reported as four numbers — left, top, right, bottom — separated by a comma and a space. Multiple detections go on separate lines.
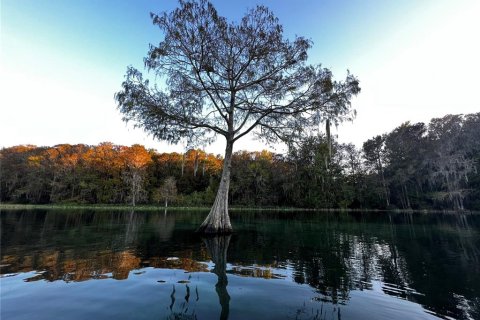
115, 0, 360, 233
115, 0, 360, 147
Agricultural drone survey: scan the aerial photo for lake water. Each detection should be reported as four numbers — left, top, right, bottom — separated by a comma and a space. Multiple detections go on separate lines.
1, 209, 479, 320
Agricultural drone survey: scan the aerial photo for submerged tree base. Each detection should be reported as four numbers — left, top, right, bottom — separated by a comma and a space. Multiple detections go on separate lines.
196, 209, 233, 234
196, 199, 233, 234
197, 223, 233, 234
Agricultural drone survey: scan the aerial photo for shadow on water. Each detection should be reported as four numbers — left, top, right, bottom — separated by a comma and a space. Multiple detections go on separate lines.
1, 209, 479, 319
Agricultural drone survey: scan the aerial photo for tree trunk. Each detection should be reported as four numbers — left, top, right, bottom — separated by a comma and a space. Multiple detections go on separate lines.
181, 152, 185, 177
197, 141, 233, 234
326, 119, 332, 163
193, 150, 199, 177
403, 184, 411, 208
131, 183, 136, 207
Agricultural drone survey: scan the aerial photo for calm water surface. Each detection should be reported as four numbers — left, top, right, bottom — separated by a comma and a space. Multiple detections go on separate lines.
1, 209, 479, 320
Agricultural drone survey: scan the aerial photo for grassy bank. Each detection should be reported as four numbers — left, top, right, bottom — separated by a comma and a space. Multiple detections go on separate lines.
0, 203, 207, 211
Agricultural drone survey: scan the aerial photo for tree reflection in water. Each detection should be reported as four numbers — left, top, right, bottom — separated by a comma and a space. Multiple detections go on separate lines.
165, 235, 231, 320
203, 235, 231, 320
1, 210, 479, 319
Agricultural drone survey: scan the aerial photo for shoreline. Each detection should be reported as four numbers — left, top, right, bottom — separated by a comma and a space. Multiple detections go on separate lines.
0, 203, 477, 214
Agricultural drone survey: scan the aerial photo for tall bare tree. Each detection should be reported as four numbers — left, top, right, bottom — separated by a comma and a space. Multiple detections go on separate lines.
121, 145, 152, 207
158, 176, 177, 208
115, 0, 360, 233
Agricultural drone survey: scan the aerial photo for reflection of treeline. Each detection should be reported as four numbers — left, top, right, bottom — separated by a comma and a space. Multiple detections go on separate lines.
228, 211, 480, 318
3, 250, 209, 282
1, 210, 478, 319
0, 211, 210, 281
227, 215, 412, 304
1, 113, 479, 210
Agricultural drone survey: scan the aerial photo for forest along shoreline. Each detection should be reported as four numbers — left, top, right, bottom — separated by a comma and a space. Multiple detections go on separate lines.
0, 204, 478, 215
1, 113, 479, 212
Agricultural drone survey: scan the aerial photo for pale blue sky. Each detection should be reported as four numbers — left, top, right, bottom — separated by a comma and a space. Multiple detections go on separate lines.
1, 0, 479, 153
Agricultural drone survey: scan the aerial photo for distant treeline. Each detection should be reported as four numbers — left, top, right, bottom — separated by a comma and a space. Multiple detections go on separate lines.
1, 113, 479, 210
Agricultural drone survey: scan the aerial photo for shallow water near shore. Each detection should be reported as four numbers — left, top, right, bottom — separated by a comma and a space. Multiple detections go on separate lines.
1, 209, 479, 320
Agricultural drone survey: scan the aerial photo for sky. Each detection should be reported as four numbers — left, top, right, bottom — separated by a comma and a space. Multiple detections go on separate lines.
1, 0, 479, 155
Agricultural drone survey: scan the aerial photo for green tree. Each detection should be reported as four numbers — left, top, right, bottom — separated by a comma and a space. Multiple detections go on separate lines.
363, 135, 390, 207
384, 122, 427, 209
287, 135, 346, 208
115, 0, 360, 232
340, 143, 365, 208
427, 114, 478, 210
